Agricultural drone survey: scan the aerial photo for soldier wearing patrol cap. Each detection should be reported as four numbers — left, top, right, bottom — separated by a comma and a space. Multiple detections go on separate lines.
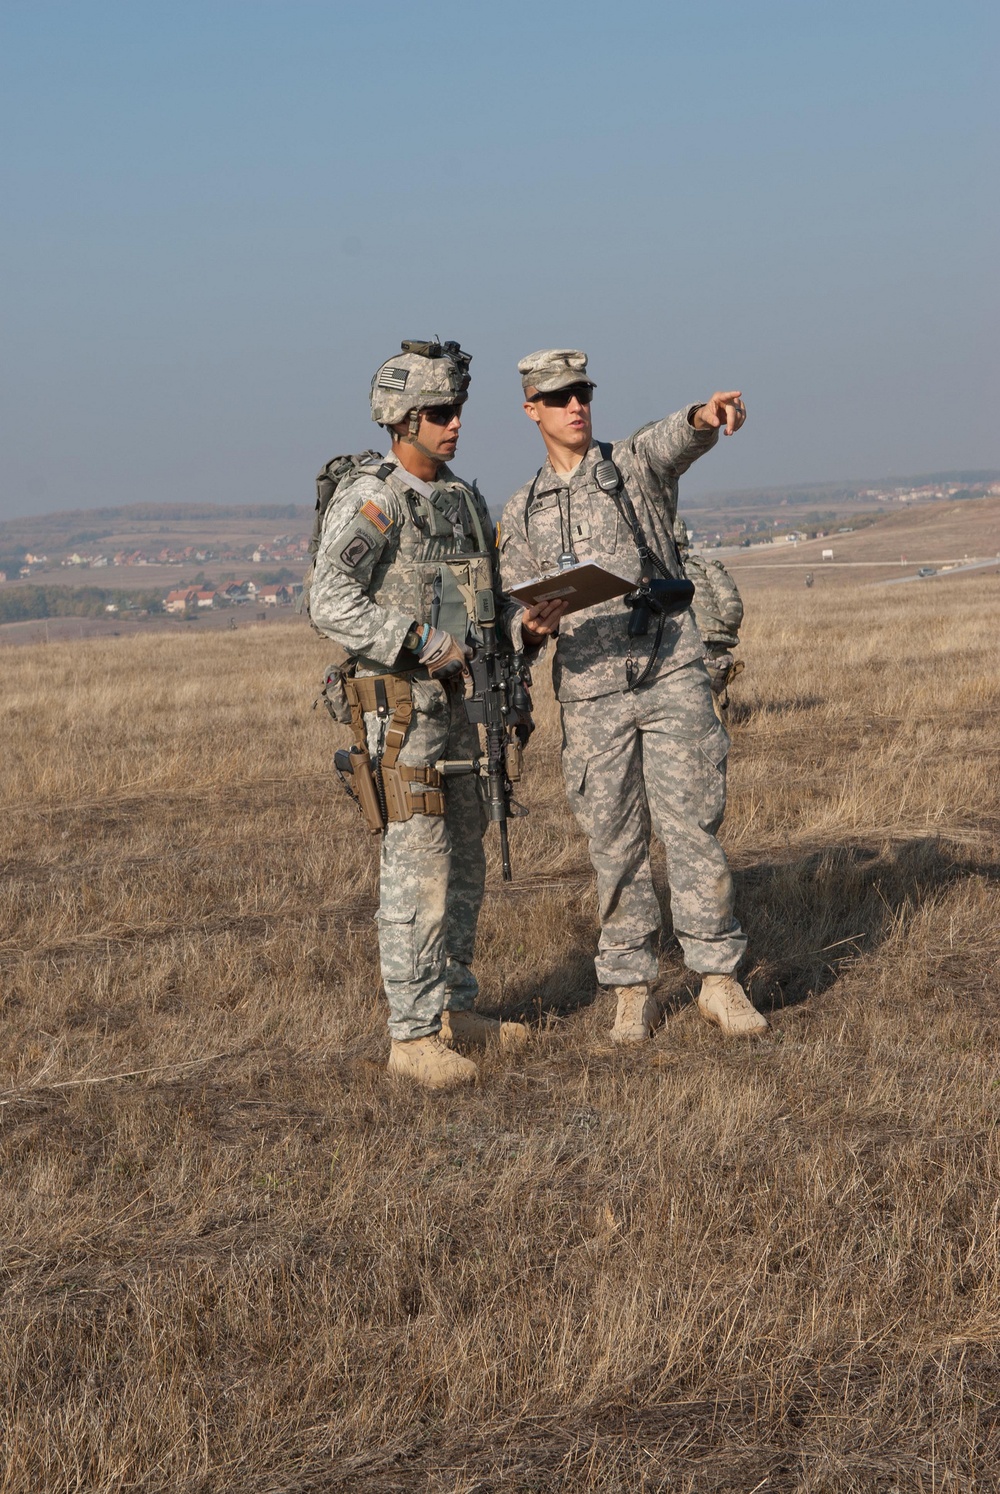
505, 350, 768, 1042
309, 341, 551, 1090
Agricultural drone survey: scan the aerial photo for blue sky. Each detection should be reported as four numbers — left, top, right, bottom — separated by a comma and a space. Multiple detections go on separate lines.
1, 0, 997, 519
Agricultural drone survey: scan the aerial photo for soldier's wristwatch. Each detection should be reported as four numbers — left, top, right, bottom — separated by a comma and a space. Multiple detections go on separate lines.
403, 622, 426, 652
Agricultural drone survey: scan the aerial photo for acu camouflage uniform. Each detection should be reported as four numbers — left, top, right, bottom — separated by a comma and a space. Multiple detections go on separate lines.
499, 402, 747, 986
311, 453, 506, 1041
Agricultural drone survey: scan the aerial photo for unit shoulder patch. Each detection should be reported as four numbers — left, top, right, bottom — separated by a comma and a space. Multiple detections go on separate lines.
339, 534, 374, 569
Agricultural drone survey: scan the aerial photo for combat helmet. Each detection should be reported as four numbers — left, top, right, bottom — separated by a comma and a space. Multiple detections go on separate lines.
370, 339, 472, 428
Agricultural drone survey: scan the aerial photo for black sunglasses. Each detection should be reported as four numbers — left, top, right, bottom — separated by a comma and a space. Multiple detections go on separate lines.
529, 384, 593, 408
422, 402, 464, 426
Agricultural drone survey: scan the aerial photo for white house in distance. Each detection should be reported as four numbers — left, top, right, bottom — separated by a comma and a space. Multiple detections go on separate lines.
222, 580, 258, 603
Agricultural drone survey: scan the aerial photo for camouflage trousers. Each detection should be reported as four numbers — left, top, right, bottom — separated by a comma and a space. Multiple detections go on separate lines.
366, 678, 487, 1042
559, 659, 746, 985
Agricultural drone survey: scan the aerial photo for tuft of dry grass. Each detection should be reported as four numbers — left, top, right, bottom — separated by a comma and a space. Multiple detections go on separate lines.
1, 579, 999, 1491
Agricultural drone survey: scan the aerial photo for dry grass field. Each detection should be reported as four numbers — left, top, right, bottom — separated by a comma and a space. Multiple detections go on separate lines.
1, 575, 999, 1492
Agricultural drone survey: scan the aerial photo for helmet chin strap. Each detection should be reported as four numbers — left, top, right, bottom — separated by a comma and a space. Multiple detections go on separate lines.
394, 410, 444, 467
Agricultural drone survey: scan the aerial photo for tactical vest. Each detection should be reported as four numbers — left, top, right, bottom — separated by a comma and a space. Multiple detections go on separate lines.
367, 470, 498, 646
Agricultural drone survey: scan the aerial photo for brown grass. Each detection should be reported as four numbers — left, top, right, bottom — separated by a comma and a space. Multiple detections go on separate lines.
1, 578, 999, 1492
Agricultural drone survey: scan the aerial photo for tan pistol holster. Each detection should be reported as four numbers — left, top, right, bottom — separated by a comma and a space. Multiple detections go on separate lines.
343, 671, 446, 827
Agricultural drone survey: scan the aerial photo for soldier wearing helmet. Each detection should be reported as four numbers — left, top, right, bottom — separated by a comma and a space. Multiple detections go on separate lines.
310, 341, 557, 1091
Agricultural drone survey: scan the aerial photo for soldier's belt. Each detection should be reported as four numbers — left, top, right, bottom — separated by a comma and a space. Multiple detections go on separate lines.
346, 672, 413, 715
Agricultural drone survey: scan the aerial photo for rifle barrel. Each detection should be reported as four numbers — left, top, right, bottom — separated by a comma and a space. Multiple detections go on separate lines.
498, 817, 512, 881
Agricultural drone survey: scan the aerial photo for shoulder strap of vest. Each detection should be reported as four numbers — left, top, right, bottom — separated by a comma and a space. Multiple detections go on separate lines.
347, 459, 397, 522
337, 457, 394, 508
463, 481, 493, 555
377, 461, 432, 531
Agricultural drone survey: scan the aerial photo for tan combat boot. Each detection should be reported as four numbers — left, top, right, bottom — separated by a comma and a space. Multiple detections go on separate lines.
387, 1035, 478, 1091
440, 1009, 529, 1050
697, 975, 768, 1036
610, 984, 659, 1044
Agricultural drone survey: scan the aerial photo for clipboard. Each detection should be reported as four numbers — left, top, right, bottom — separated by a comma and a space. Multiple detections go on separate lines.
507, 562, 635, 615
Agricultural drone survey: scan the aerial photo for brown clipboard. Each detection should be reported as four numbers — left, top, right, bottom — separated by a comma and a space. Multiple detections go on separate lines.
507, 562, 635, 615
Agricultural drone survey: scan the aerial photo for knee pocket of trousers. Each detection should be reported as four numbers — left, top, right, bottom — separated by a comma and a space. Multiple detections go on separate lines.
645, 718, 730, 828
377, 902, 418, 982
561, 743, 618, 841
698, 719, 730, 771
695, 719, 729, 823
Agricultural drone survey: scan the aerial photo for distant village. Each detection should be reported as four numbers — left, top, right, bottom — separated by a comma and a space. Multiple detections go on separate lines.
855, 479, 1000, 504
3, 533, 311, 604
694, 478, 1000, 550
161, 578, 303, 614
2, 475, 998, 588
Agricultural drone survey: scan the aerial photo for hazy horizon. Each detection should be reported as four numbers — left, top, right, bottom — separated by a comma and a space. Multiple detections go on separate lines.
2, 1, 997, 522
4, 465, 1000, 540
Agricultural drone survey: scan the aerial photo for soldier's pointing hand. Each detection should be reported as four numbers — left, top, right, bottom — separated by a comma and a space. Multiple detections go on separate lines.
691, 391, 747, 437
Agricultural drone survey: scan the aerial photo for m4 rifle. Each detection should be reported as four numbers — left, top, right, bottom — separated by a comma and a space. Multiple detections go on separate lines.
461, 603, 533, 882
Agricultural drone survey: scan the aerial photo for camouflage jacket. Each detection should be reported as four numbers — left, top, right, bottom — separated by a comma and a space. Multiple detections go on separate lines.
310, 452, 520, 675
498, 407, 718, 702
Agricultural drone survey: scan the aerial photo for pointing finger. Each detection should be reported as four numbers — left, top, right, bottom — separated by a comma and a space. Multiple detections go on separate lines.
723, 395, 746, 435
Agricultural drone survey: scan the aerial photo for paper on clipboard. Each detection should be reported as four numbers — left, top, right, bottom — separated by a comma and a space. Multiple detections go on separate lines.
507, 562, 635, 616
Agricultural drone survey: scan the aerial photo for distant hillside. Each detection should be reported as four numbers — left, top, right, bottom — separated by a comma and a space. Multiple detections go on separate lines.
0, 502, 313, 552
725, 493, 1000, 593
686, 470, 1000, 512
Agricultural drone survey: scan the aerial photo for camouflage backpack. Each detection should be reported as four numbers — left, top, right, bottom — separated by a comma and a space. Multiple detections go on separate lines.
673, 517, 745, 694
300, 450, 389, 629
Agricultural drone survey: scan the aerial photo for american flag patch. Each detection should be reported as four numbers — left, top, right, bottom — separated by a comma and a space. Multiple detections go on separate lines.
377, 366, 409, 391
360, 499, 391, 533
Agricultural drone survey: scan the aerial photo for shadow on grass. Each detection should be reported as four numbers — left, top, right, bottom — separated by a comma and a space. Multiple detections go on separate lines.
733, 836, 996, 1015
497, 928, 597, 1026
727, 693, 824, 725
499, 836, 996, 1027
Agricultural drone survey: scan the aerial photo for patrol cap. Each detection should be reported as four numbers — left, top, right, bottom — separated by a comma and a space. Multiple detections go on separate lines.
517, 348, 595, 395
